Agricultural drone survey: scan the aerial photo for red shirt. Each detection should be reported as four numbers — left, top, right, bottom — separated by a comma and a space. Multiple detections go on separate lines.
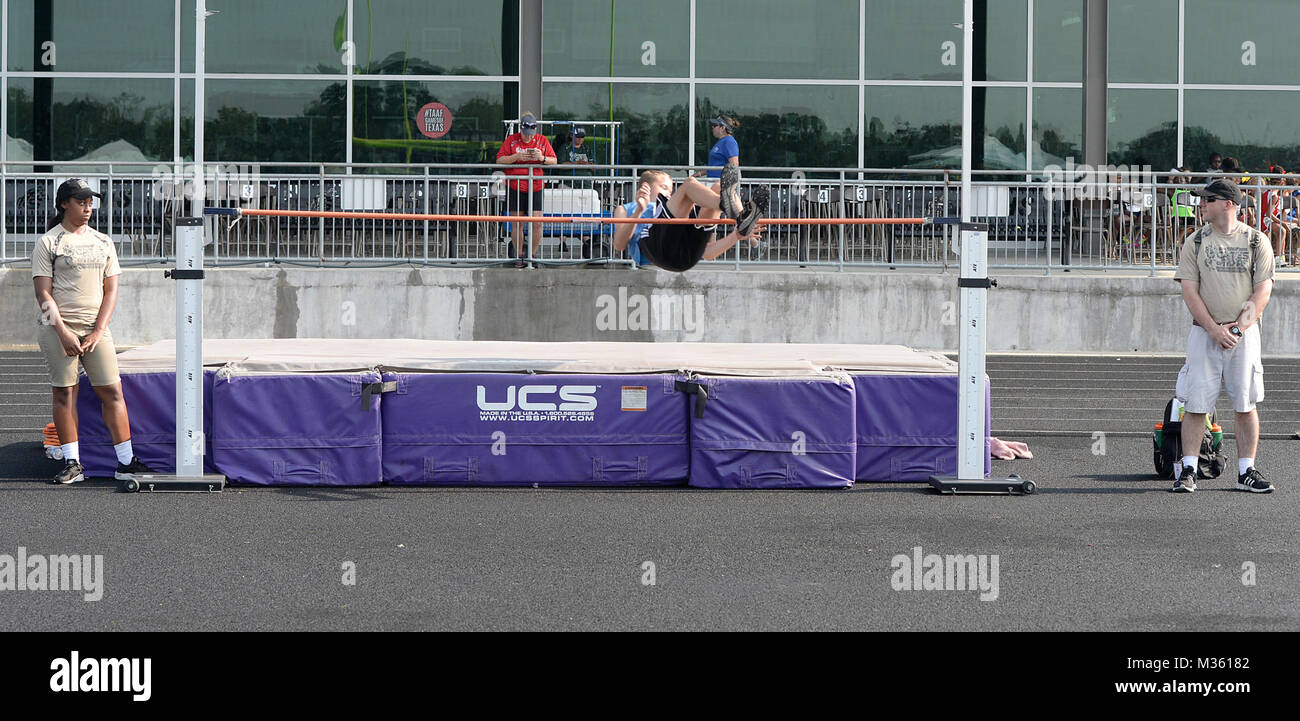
496, 133, 556, 191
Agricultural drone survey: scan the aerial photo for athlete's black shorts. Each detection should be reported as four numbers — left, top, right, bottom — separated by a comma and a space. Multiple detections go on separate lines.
640, 225, 712, 272
638, 193, 715, 272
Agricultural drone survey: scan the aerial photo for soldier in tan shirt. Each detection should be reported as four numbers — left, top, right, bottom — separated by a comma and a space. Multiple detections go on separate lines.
1171, 179, 1276, 493
32, 178, 154, 485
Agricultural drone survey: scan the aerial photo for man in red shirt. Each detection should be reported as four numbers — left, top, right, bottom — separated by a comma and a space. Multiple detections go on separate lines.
496, 112, 556, 267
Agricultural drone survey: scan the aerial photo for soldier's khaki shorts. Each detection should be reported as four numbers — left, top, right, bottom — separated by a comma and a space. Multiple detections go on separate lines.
1176, 324, 1264, 414
37, 324, 120, 388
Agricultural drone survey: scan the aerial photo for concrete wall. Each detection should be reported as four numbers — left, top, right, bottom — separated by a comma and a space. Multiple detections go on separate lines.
2, 267, 1296, 354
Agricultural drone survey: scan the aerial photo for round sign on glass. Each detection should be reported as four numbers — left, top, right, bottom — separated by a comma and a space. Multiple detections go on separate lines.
416, 102, 453, 139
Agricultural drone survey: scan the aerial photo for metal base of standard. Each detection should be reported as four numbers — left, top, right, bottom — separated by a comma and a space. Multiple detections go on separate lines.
121, 474, 226, 493
928, 473, 1035, 495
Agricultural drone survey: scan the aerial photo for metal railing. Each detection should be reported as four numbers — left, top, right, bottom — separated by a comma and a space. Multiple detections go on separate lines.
3, 162, 1296, 273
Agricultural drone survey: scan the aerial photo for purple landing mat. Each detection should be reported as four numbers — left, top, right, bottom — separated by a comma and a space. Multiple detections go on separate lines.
212, 372, 383, 486
75, 371, 218, 479
687, 376, 857, 489
853, 374, 991, 481
381, 373, 689, 486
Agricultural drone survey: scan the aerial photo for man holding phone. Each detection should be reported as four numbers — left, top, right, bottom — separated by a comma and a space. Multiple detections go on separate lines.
497, 112, 557, 267
1171, 179, 1276, 493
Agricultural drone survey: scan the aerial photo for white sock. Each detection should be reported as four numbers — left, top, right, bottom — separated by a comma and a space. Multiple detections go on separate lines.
1239, 458, 1254, 476
61, 442, 79, 462
114, 440, 134, 465
1181, 455, 1198, 474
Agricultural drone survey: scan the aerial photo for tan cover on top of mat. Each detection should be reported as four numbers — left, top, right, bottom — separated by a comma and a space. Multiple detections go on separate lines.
115, 339, 957, 377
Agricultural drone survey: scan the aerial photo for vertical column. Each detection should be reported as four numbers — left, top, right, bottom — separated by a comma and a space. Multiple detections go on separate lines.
519, 0, 542, 116
1082, 0, 1108, 167
33, 0, 52, 172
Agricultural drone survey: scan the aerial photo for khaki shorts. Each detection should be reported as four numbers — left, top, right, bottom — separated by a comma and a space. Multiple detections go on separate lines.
1176, 324, 1264, 414
37, 324, 120, 388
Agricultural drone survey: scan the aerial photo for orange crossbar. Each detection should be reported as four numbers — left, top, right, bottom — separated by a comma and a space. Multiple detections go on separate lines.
222, 208, 930, 226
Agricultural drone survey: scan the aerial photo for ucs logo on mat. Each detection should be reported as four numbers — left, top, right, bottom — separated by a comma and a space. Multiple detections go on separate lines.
476, 385, 597, 422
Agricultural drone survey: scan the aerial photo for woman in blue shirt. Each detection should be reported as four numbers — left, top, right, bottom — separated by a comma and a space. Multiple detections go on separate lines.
696, 114, 740, 182
694, 114, 762, 257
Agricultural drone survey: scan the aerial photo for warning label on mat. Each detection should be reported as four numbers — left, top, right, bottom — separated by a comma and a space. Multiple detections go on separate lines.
621, 386, 647, 411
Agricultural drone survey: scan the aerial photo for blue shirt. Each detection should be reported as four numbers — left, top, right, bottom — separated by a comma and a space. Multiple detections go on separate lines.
706, 135, 739, 178
620, 200, 657, 264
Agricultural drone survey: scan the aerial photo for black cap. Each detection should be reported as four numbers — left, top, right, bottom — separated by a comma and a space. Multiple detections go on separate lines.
573, 126, 585, 137
55, 178, 103, 204
1191, 179, 1244, 205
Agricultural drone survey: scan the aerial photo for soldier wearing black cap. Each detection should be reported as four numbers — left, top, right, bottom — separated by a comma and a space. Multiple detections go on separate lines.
31, 178, 155, 485
1170, 179, 1276, 494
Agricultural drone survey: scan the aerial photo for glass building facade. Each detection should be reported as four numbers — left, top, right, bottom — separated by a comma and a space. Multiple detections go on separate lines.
3, 1, 1298, 172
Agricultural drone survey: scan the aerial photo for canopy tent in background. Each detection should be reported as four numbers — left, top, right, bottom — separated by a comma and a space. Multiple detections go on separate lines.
906, 135, 1065, 171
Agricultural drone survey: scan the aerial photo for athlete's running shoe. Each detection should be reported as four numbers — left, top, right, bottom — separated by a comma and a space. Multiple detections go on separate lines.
1170, 465, 1196, 493
1235, 468, 1274, 493
115, 457, 155, 482
736, 185, 769, 238
718, 165, 743, 220
53, 460, 85, 485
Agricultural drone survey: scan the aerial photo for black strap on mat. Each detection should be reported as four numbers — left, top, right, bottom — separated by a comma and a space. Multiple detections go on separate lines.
361, 381, 398, 411
674, 380, 708, 419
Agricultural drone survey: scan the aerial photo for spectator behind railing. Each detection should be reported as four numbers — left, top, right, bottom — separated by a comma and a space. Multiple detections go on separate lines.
1205, 152, 1223, 174
1109, 170, 1151, 253
1169, 167, 1198, 245
1263, 168, 1290, 266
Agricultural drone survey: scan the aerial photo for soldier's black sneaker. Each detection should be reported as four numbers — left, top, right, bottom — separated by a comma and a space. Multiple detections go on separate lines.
53, 460, 85, 485
115, 457, 155, 481
1235, 467, 1274, 493
718, 165, 743, 220
735, 185, 769, 238
1170, 465, 1196, 493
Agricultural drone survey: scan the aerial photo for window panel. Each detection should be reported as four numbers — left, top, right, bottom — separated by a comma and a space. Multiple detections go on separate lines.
699, 0, 859, 80
204, 80, 345, 163
8, 0, 175, 72
183, 0, 347, 74
1034, 0, 1084, 82
1107, 88, 1177, 169
697, 84, 859, 168
352, 81, 513, 165
543, 0, 688, 77
865, 0, 963, 80
1032, 87, 1082, 168
1185, 0, 1300, 86
7, 77, 175, 163
356, 0, 516, 76
1108, 0, 1178, 84
1185, 89, 1300, 172
984, 0, 1029, 82
543, 82, 689, 166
